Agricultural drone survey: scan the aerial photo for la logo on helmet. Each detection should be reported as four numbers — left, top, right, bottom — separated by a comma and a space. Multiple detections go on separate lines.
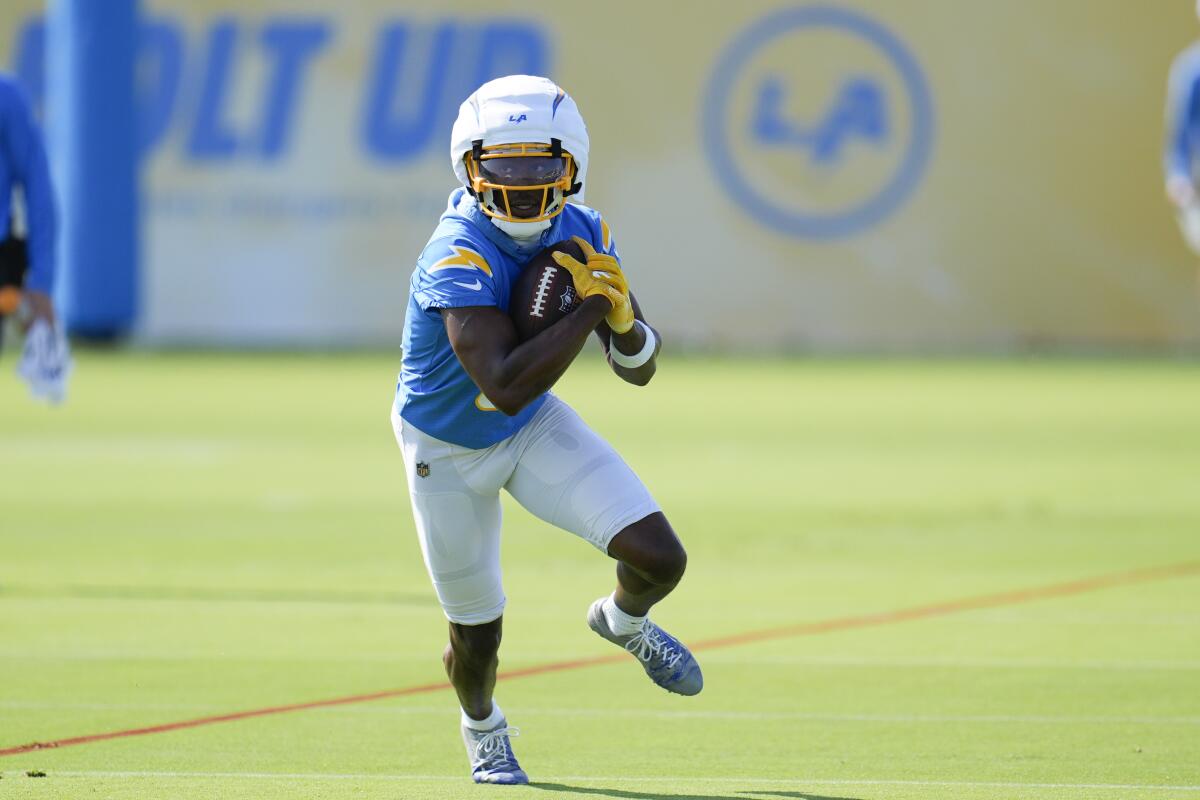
508, 113, 528, 123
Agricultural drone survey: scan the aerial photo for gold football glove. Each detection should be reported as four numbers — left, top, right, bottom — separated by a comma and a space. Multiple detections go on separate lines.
551, 235, 635, 334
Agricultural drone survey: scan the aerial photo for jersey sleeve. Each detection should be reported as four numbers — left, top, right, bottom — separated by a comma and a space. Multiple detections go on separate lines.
585, 211, 621, 264
599, 216, 621, 262
411, 237, 499, 311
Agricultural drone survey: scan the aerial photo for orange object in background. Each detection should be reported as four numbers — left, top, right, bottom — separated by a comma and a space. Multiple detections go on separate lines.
0, 286, 22, 315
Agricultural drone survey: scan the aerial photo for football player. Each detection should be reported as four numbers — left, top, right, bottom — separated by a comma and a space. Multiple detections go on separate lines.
0, 73, 70, 402
390, 75, 702, 785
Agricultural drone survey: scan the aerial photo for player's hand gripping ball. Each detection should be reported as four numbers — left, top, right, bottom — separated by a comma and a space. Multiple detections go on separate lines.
551, 236, 634, 334
509, 240, 587, 341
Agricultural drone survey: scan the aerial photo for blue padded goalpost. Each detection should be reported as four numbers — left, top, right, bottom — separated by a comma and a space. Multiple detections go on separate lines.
47, 0, 139, 338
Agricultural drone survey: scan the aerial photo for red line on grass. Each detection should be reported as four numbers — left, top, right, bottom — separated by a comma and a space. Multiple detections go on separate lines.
2, 560, 1197, 758
687, 560, 1200, 651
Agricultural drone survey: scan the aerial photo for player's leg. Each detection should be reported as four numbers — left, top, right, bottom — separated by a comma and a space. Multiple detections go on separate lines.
444, 616, 502, 721
391, 409, 527, 784
605, 511, 687, 616
503, 395, 684, 609
504, 395, 702, 695
587, 514, 701, 696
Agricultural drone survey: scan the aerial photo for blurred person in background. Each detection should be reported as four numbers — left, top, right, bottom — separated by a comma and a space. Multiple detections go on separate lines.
1165, 0, 1200, 281
0, 72, 70, 403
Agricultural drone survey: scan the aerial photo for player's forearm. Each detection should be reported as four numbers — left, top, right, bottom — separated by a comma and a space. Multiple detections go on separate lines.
490, 296, 610, 415
608, 323, 660, 387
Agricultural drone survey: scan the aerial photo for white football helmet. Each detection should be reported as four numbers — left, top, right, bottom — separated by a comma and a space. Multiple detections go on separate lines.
450, 75, 590, 226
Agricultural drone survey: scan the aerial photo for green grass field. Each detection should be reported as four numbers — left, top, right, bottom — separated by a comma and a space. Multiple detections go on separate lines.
1, 351, 1198, 799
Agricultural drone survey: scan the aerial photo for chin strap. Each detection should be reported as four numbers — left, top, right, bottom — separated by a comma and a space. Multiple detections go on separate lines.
490, 215, 551, 241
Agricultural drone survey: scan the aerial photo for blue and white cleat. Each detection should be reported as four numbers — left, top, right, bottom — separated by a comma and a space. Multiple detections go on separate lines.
461, 719, 528, 785
587, 598, 704, 696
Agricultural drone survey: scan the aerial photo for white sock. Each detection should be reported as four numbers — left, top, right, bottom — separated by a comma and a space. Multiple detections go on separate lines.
462, 702, 504, 732
602, 593, 646, 636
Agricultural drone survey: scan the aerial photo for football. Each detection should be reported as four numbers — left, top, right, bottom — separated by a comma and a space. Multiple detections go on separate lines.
509, 239, 585, 341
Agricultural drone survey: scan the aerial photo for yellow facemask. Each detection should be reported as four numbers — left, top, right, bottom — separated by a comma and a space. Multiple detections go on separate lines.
464, 140, 580, 224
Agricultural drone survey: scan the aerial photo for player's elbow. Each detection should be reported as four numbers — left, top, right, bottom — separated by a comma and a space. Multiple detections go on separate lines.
492, 395, 524, 417
476, 370, 533, 416
497, 400, 526, 417
622, 363, 655, 386
488, 387, 534, 417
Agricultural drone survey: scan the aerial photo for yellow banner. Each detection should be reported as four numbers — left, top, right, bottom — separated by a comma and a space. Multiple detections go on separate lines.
4, 1, 1198, 347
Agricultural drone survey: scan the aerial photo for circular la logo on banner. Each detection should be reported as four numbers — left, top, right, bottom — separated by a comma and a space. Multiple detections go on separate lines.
703, 5, 935, 239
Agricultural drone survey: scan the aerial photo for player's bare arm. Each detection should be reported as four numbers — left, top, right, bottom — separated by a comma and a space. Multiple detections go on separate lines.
443, 294, 610, 416
594, 292, 661, 387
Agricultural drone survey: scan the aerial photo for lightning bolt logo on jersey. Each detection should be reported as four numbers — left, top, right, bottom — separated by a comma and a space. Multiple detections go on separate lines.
395, 187, 620, 449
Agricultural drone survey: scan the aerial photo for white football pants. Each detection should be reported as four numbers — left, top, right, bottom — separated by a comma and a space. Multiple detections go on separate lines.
391, 394, 660, 625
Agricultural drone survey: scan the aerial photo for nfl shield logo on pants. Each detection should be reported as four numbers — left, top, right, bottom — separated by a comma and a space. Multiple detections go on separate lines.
416, 461, 430, 478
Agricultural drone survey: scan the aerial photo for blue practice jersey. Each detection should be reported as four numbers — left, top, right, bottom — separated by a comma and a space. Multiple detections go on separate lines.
0, 74, 55, 294
1167, 42, 1200, 184
396, 188, 621, 449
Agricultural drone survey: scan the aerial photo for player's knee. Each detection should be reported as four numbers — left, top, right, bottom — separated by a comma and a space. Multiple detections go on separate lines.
610, 514, 688, 586
639, 540, 687, 586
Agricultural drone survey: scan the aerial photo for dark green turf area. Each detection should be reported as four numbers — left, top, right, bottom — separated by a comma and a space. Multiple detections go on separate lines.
1, 351, 1198, 799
